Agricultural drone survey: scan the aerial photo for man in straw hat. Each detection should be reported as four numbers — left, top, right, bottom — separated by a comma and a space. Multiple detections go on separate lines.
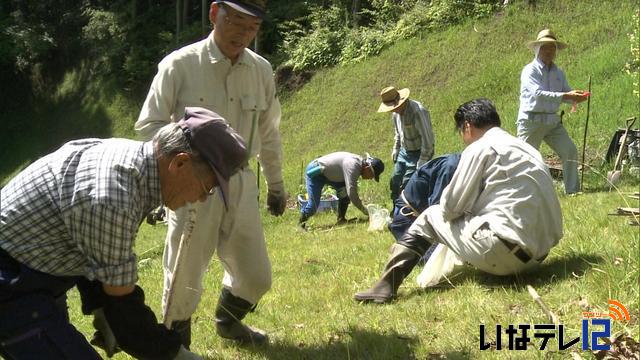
298, 152, 384, 230
0, 107, 247, 359
517, 29, 590, 194
355, 98, 562, 304
135, 0, 284, 348
378, 86, 435, 203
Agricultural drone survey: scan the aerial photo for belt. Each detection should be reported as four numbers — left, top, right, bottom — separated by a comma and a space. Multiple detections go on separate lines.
499, 238, 547, 263
399, 191, 419, 217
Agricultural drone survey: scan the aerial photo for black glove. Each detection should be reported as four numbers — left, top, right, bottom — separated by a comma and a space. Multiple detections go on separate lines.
91, 308, 120, 357
76, 278, 105, 315
76, 279, 120, 357
103, 285, 182, 360
266, 190, 287, 216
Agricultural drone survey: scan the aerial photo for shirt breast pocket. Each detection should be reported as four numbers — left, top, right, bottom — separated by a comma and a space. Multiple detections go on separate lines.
240, 94, 267, 113
239, 94, 267, 148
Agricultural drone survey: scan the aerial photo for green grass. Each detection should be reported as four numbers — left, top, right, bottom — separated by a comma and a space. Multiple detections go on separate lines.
4, 0, 640, 358
69, 185, 639, 359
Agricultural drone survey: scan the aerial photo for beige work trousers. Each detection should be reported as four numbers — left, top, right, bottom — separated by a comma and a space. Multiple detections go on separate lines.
408, 205, 540, 276
161, 168, 272, 323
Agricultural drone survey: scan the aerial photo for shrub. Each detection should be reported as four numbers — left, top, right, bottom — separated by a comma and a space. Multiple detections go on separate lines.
282, 5, 347, 71
339, 28, 387, 65
82, 9, 127, 77
282, 0, 503, 72
626, 9, 639, 99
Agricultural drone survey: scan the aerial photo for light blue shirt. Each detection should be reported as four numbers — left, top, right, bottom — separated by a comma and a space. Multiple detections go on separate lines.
517, 58, 571, 122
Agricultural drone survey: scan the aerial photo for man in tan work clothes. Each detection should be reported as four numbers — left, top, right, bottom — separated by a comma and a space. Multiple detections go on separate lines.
135, 0, 285, 347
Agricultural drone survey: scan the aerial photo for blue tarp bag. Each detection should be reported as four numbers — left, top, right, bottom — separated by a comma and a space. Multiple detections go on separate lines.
306, 161, 324, 178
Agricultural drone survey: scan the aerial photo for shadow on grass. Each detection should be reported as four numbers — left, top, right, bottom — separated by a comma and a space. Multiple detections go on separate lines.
306, 218, 368, 232
208, 325, 471, 360
405, 253, 605, 299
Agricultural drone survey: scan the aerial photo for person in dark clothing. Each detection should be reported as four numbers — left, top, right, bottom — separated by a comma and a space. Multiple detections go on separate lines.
387, 154, 461, 241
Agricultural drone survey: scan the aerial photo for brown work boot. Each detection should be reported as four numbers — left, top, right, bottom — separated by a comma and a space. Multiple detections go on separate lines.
354, 244, 421, 304
214, 288, 268, 345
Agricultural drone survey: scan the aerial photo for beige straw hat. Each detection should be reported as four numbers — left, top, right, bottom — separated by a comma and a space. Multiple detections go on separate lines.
377, 86, 410, 113
527, 29, 568, 51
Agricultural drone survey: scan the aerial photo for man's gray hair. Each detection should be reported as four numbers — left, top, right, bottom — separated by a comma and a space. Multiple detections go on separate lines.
153, 123, 211, 174
153, 122, 197, 157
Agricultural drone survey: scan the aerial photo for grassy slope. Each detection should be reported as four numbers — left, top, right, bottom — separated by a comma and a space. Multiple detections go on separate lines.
32, 0, 640, 358
279, 1, 638, 200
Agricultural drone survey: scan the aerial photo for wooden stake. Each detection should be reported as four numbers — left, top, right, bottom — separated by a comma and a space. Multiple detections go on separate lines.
527, 285, 559, 325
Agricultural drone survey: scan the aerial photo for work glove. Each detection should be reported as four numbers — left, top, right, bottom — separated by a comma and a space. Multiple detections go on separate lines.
91, 308, 120, 357
391, 149, 399, 163
103, 285, 182, 359
174, 345, 203, 360
266, 189, 287, 216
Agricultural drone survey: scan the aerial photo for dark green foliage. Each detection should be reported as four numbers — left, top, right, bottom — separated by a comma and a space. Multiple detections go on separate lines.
281, 0, 504, 71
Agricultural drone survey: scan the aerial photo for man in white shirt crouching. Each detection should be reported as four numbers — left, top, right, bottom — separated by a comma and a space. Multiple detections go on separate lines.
355, 98, 563, 304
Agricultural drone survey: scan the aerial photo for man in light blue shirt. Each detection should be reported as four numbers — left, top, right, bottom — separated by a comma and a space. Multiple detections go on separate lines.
517, 29, 589, 194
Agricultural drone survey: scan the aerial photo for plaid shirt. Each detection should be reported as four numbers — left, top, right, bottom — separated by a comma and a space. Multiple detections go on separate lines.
392, 99, 435, 161
0, 139, 161, 286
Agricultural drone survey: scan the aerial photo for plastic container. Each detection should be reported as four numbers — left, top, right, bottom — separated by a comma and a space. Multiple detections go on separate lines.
366, 204, 390, 232
297, 194, 339, 212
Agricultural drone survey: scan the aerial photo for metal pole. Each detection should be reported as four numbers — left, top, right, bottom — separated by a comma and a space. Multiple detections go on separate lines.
580, 76, 592, 191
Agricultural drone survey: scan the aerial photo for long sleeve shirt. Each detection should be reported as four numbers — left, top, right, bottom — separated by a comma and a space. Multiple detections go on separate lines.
392, 99, 435, 162
317, 152, 368, 215
135, 31, 284, 192
439, 127, 563, 258
0, 139, 161, 286
517, 58, 572, 122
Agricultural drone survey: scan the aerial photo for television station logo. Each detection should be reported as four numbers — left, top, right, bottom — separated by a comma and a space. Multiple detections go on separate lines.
480, 299, 631, 352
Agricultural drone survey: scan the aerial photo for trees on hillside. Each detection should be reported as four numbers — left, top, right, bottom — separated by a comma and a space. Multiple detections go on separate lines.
0, 0, 504, 105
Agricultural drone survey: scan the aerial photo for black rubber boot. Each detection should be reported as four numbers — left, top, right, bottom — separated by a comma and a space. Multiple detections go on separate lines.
215, 288, 268, 345
298, 213, 309, 231
336, 197, 350, 224
170, 318, 191, 350
354, 243, 421, 304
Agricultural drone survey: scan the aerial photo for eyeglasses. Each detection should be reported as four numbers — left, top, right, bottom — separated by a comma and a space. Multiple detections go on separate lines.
193, 165, 216, 197
199, 178, 216, 197
224, 14, 260, 34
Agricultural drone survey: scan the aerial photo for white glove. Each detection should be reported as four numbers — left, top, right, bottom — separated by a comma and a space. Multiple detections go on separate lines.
174, 345, 203, 360
391, 149, 399, 163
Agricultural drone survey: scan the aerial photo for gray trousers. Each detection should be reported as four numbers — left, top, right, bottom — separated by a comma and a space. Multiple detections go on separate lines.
516, 117, 579, 194
408, 206, 541, 276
